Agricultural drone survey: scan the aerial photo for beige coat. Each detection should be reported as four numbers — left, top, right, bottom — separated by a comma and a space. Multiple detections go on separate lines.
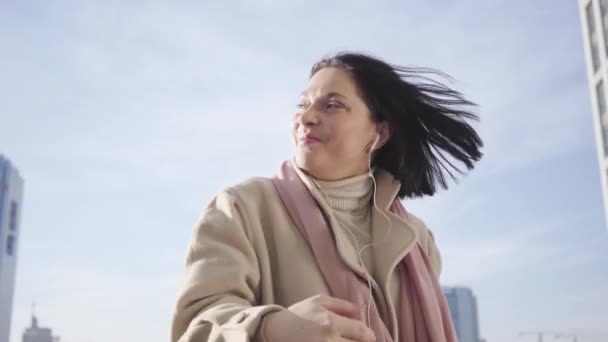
171, 168, 442, 342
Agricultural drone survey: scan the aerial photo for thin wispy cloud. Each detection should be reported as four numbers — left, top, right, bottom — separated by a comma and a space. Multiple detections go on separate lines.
1, 1, 607, 342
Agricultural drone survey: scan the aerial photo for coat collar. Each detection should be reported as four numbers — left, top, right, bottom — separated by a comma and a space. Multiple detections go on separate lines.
371, 169, 419, 290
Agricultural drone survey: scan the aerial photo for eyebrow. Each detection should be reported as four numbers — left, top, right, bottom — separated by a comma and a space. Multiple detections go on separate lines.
299, 91, 349, 100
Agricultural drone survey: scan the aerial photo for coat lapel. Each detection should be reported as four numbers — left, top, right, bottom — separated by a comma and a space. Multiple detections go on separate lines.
272, 160, 394, 341
291, 162, 369, 278
370, 169, 423, 286
272, 160, 458, 342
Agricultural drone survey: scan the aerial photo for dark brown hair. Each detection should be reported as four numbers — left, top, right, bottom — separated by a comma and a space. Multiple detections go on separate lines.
311, 52, 483, 198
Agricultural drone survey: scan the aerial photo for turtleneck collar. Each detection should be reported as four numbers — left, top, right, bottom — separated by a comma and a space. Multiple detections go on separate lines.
291, 161, 402, 214
307, 172, 374, 216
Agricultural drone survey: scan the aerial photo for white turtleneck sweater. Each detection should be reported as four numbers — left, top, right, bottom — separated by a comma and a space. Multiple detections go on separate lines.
310, 173, 376, 274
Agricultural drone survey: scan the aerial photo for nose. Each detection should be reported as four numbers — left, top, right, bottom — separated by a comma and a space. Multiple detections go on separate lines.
296, 106, 320, 126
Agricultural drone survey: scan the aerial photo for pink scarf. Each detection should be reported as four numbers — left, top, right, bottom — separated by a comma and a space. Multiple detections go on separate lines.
272, 161, 457, 342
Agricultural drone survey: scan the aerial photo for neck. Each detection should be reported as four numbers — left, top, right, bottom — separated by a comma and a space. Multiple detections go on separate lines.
310, 172, 374, 214
298, 164, 370, 182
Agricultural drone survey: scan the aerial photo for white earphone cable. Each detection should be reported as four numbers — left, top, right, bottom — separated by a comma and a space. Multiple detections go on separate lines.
312, 133, 393, 329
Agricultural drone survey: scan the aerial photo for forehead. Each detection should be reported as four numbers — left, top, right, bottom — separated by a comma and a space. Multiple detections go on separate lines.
303, 67, 359, 98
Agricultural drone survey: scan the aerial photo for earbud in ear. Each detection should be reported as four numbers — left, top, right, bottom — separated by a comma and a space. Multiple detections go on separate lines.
370, 133, 380, 151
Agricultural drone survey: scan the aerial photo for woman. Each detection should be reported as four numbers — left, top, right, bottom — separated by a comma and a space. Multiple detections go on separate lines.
171, 52, 482, 342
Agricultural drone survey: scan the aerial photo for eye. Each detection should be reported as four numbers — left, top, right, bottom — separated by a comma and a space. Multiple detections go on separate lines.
296, 101, 309, 110
326, 100, 343, 109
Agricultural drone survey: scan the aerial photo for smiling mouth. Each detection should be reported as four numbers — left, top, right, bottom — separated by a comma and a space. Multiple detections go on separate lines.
299, 136, 322, 144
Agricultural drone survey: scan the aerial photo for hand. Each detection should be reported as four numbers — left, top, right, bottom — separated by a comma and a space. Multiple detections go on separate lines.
262, 294, 376, 342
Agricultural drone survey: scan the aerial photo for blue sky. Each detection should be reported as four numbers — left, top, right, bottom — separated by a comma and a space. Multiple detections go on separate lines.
1, 1, 608, 342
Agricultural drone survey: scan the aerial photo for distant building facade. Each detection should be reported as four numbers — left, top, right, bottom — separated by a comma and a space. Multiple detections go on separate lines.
0, 156, 24, 342
442, 286, 481, 342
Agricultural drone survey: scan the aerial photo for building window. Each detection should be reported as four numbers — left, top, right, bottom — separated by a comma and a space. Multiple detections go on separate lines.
597, 80, 608, 155
9, 200, 18, 231
587, 2, 602, 71
6, 234, 15, 256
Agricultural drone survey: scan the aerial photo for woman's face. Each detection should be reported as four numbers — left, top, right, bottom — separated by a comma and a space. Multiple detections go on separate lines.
292, 67, 380, 181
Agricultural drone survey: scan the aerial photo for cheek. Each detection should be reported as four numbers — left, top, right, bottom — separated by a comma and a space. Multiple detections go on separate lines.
291, 119, 298, 141
335, 136, 364, 156
328, 123, 368, 154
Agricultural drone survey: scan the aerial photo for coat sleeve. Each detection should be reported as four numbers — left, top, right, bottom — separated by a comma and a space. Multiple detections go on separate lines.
171, 189, 283, 342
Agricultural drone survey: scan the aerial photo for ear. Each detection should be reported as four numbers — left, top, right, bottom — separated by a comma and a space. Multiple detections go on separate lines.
375, 122, 390, 150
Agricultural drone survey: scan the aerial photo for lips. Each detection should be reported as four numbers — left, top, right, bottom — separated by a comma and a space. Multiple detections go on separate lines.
299, 134, 322, 144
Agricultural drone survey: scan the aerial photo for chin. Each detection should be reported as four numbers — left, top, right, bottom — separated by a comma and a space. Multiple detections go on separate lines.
294, 153, 325, 177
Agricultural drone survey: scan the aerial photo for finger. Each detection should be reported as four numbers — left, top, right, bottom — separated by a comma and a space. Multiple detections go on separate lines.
330, 312, 376, 342
319, 296, 360, 319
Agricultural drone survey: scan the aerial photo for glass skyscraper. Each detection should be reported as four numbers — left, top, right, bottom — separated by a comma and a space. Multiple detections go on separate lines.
442, 286, 481, 342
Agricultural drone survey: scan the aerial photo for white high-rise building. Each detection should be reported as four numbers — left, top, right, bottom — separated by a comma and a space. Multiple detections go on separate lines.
579, 0, 608, 229
0, 155, 24, 342
442, 286, 480, 342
